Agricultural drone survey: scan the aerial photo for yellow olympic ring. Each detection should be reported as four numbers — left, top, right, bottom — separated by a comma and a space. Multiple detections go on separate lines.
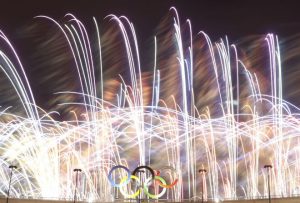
119, 175, 141, 198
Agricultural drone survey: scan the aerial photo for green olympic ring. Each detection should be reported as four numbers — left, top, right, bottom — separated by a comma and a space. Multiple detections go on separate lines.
144, 176, 167, 199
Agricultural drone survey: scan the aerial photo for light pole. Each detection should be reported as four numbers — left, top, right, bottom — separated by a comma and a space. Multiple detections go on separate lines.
136, 170, 145, 203
264, 165, 272, 203
6, 165, 17, 203
198, 169, 207, 203
73, 168, 82, 203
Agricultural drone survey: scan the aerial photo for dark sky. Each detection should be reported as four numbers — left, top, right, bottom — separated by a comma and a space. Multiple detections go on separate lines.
1, 0, 300, 112
0, 0, 300, 41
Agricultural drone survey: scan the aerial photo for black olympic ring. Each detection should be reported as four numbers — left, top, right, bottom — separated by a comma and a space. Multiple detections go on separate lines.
132, 165, 155, 183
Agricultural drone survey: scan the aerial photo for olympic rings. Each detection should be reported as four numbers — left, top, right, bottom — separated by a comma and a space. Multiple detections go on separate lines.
108, 165, 178, 199
108, 165, 131, 187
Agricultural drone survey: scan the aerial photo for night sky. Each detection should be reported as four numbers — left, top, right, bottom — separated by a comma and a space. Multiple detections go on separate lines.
1, 1, 300, 199
1, 0, 300, 109
0, 0, 299, 71
1, 0, 300, 41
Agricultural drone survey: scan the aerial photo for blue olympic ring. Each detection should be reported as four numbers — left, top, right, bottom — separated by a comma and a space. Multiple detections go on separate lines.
108, 165, 131, 187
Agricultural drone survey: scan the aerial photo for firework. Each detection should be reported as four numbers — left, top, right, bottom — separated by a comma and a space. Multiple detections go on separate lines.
0, 8, 299, 202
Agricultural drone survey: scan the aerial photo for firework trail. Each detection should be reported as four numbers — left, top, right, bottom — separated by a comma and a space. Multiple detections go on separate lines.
0, 8, 299, 201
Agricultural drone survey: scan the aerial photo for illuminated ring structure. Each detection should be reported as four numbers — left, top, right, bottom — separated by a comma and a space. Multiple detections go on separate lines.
157, 166, 178, 189
108, 165, 178, 199
108, 165, 131, 187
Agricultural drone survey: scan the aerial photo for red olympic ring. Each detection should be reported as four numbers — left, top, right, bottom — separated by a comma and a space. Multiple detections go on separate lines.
156, 166, 179, 188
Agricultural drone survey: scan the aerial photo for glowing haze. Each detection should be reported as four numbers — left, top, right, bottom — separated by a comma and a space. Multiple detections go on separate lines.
0, 8, 299, 201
